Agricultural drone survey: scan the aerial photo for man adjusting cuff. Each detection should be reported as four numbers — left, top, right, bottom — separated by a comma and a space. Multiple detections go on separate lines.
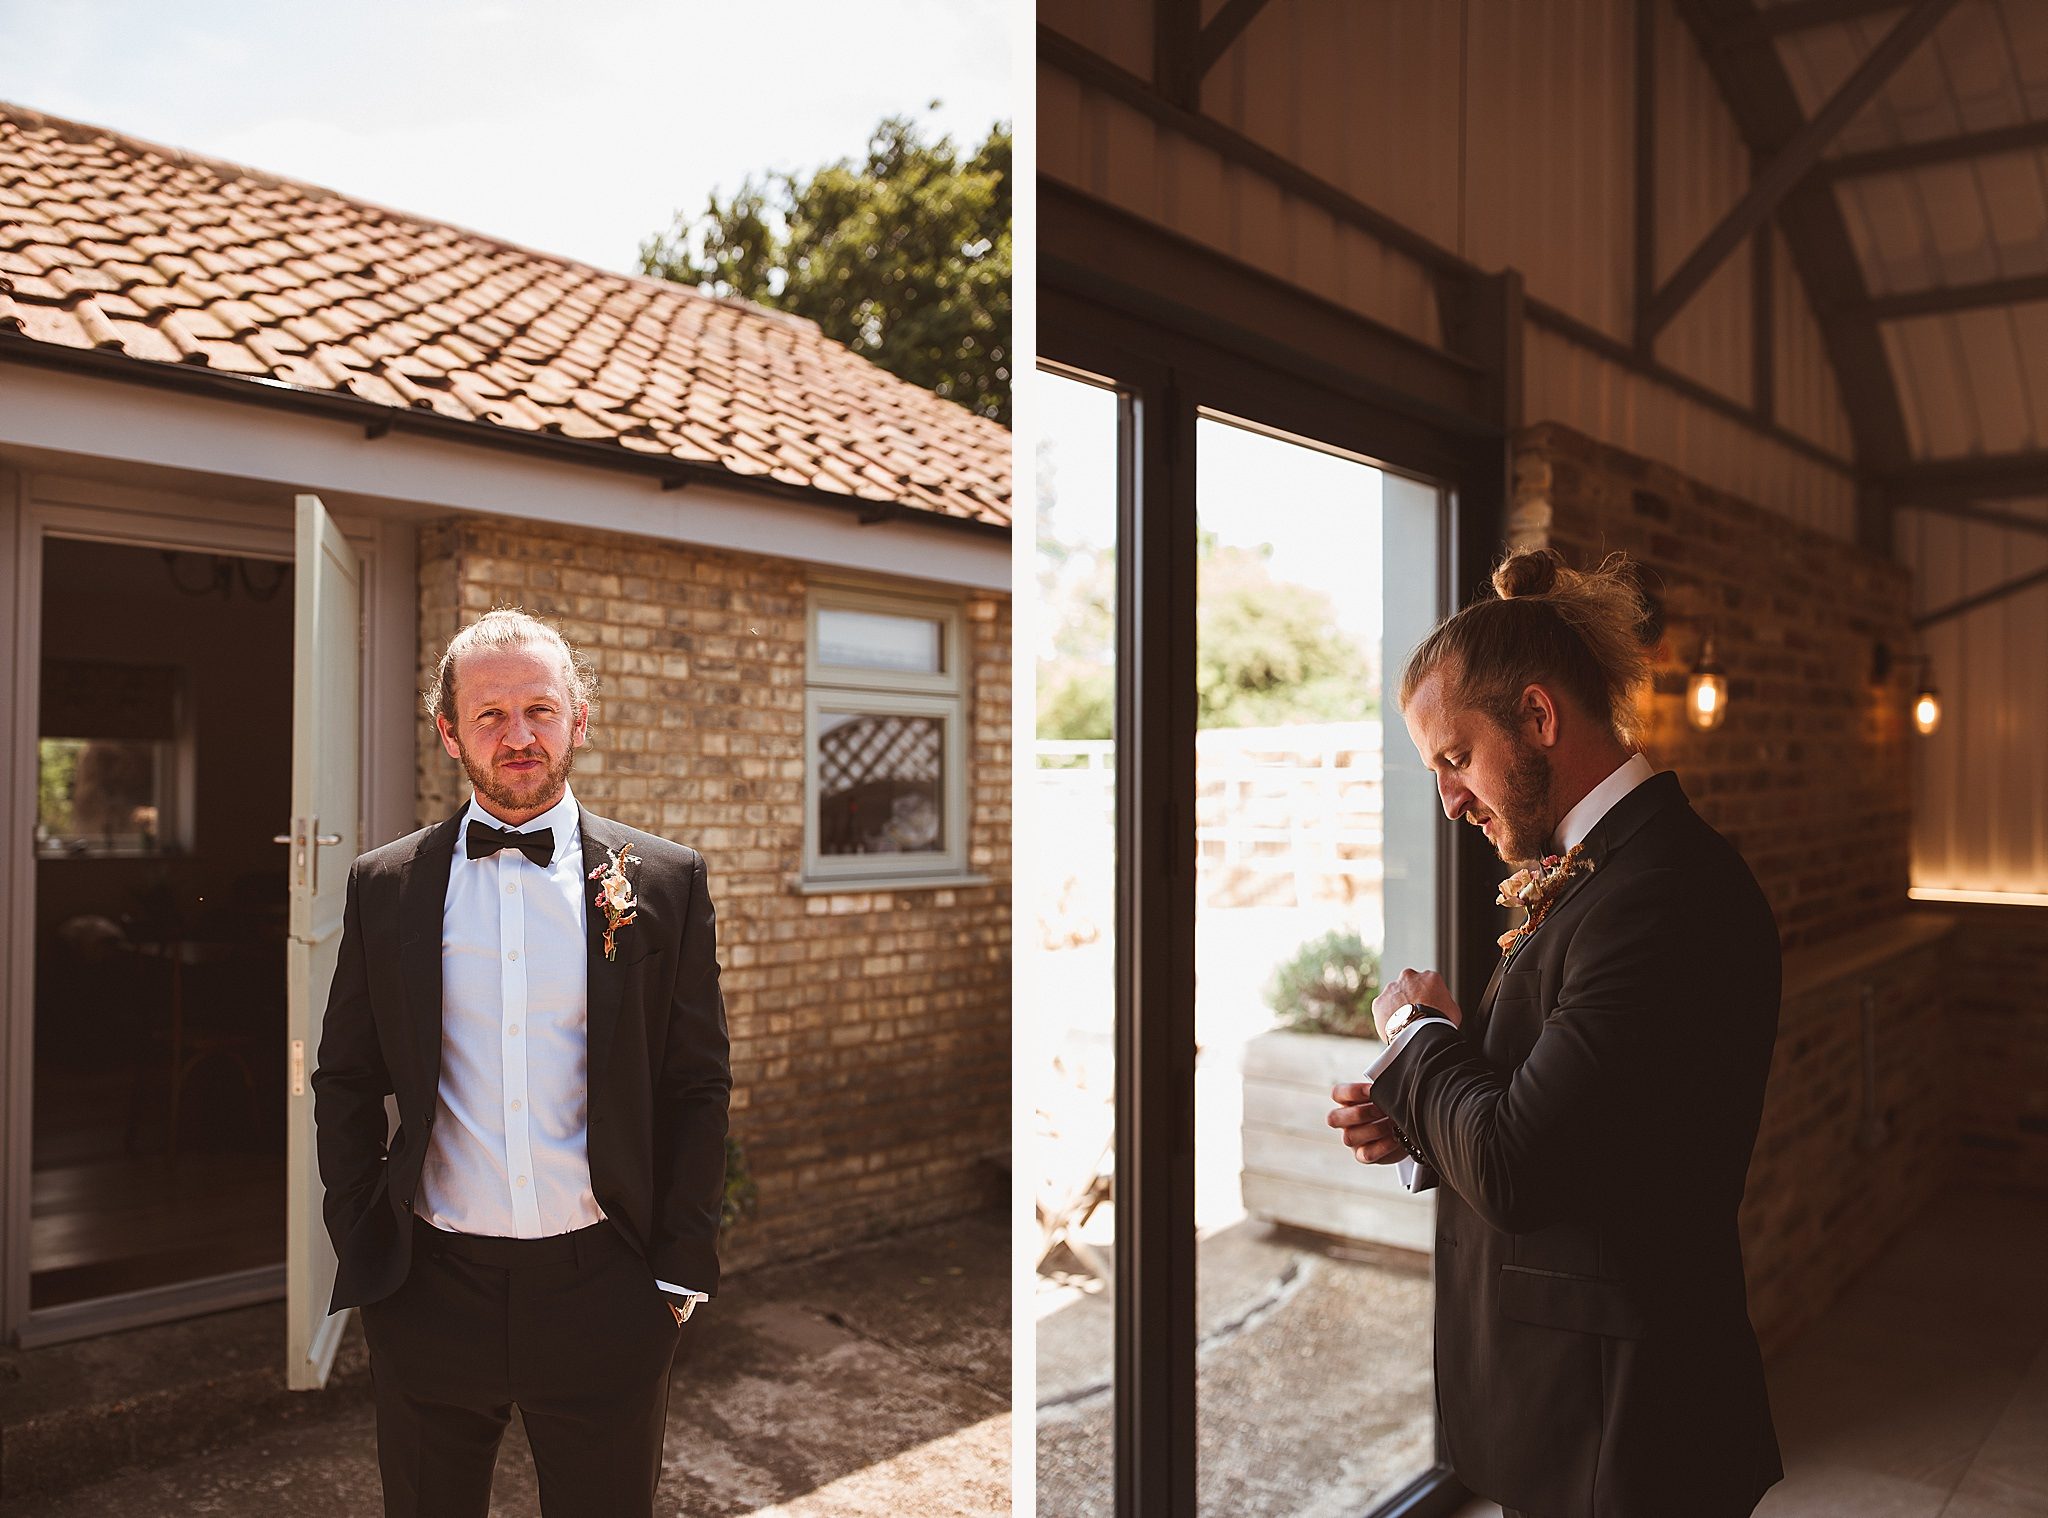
1367, 1005, 1457, 1189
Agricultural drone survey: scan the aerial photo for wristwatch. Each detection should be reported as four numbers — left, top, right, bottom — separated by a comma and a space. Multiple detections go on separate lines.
1383, 1002, 1441, 1042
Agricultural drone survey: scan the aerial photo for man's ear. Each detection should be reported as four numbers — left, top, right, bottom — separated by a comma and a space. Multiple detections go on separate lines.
571, 702, 590, 748
1522, 683, 1563, 748
436, 712, 462, 761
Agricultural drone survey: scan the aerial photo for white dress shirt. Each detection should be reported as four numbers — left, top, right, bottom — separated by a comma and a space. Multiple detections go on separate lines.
417, 783, 704, 1306
1367, 752, 1658, 1190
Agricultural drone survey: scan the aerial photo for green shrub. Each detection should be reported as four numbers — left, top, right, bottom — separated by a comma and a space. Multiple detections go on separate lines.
722, 1135, 759, 1232
1263, 929, 1381, 1038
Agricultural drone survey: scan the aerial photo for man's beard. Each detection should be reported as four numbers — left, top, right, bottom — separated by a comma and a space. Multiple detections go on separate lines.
1487, 737, 1555, 865
459, 739, 575, 818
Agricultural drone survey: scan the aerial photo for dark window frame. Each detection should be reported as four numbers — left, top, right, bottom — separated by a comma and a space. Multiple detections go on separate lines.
1044, 240, 1508, 1518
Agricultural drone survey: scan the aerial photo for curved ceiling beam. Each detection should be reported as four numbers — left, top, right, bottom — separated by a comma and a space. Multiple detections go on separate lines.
1672, 0, 1912, 474
1644, 0, 1957, 341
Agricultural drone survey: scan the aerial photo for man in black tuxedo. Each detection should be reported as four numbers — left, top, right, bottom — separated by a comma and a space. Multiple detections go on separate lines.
1329, 549, 1782, 1518
313, 609, 730, 1518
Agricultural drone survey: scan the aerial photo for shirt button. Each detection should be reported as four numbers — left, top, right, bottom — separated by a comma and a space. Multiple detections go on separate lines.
509, 1098, 523, 1112
507, 1024, 520, 1037
515, 1175, 529, 1189
507, 950, 518, 962
506, 883, 517, 896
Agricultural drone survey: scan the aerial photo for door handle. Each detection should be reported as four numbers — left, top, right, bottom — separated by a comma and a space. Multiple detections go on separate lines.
272, 820, 347, 891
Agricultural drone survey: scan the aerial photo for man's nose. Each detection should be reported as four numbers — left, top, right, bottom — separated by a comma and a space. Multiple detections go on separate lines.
504, 713, 536, 749
1437, 774, 1467, 820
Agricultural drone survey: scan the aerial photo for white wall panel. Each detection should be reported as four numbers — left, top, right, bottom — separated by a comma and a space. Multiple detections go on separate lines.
1774, 233, 1858, 458
1901, 499, 2048, 894
1652, 0, 1756, 405
1526, 323, 1858, 537
1039, 62, 1446, 347
1207, 0, 1468, 260
1040, 0, 1153, 80
1458, 0, 1636, 338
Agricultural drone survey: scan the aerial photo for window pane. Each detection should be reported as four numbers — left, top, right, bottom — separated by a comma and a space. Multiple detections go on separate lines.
816, 711, 945, 855
1193, 414, 1441, 1516
818, 607, 944, 674
1034, 367, 1120, 1517
36, 737, 173, 856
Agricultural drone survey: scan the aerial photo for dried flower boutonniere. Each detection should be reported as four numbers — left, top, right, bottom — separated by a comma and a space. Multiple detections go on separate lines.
1496, 843, 1596, 965
588, 843, 642, 961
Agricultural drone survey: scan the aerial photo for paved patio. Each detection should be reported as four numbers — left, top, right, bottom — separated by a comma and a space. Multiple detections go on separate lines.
1038, 1220, 1435, 1517
4, 1209, 1009, 1517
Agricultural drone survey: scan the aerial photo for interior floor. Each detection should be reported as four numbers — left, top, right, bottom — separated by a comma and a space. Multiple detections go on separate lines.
1452, 1188, 2048, 1518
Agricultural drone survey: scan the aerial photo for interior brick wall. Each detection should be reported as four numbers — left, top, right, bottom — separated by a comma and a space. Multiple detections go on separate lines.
1509, 422, 1966, 1353
1511, 422, 1916, 954
1738, 924, 1953, 1355
1948, 903, 2048, 1194
415, 517, 1011, 1271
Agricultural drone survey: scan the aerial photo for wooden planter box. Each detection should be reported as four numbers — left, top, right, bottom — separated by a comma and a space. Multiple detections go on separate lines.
1239, 1028, 1435, 1253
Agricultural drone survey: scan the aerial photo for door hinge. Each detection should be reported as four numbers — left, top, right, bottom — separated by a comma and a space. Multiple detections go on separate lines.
291, 1038, 307, 1097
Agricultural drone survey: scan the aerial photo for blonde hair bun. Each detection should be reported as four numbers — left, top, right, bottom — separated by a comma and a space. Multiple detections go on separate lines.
1492, 547, 1564, 600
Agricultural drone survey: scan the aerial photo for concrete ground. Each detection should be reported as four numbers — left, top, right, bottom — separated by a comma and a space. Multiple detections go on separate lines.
1036, 1220, 1435, 1517
1043, 1190, 2048, 1518
8, 1210, 1009, 1517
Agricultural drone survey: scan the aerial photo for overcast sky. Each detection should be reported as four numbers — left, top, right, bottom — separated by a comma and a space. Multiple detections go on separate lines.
0, 0, 1013, 274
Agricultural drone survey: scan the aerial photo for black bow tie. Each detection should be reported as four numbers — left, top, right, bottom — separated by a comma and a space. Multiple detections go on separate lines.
466, 820, 554, 867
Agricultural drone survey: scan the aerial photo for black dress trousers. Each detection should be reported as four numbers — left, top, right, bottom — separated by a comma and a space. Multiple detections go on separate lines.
360, 1215, 683, 1518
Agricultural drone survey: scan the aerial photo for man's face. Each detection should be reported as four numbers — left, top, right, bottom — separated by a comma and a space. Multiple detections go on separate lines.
1403, 666, 1557, 865
436, 643, 587, 825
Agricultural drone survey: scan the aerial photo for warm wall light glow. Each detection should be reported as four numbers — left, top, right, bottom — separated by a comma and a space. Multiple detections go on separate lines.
1686, 636, 1727, 731
1913, 686, 1940, 735
1688, 673, 1726, 729
1909, 886, 2048, 907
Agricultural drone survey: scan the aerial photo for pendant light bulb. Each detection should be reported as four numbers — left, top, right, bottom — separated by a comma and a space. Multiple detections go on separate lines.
1913, 684, 1940, 736
1687, 635, 1728, 732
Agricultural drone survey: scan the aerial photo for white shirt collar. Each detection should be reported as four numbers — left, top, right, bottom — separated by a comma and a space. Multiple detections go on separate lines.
1551, 752, 1655, 855
461, 782, 581, 867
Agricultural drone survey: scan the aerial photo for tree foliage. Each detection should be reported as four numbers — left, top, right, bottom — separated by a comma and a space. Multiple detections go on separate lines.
1193, 532, 1376, 729
1034, 436, 1116, 740
639, 115, 1011, 426
1034, 516, 1377, 740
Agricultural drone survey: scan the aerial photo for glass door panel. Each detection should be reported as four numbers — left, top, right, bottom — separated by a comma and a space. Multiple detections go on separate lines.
1034, 366, 1123, 1515
1190, 413, 1445, 1515
30, 537, 294, 1312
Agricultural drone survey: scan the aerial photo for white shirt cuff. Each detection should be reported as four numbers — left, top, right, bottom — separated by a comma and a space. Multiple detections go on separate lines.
1366, 1017, 1456, 1079
1366, 1018, 1455, 1191
654, 1279, 707, 1301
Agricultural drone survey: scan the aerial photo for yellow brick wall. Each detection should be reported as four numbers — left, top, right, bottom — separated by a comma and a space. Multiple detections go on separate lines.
416, 517, 1011, 1268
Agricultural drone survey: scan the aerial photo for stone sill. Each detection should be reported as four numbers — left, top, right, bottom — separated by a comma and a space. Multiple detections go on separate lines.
792, 873, 993, 896
1781, 910, 1958, 1003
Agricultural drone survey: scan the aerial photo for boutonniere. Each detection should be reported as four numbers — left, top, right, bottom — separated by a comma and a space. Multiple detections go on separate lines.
588, 844, 642, 961
1496, 843, 1595, 964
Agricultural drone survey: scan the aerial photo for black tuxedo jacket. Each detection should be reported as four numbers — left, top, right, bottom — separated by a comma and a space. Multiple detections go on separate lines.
1372, 770, 1783, 1518
311, 805, 731, 1315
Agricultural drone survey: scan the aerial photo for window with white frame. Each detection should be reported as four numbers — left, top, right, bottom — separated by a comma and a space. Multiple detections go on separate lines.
804, 584, 969, 885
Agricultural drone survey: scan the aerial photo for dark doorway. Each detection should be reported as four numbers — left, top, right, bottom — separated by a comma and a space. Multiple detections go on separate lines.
31, 537, 294, 1311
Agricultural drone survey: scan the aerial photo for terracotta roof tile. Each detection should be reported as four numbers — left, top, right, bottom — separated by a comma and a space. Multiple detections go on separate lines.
0, 102, 1009, 528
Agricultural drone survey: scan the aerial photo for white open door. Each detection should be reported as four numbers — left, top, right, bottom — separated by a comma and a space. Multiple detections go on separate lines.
285, 494, 362, 1390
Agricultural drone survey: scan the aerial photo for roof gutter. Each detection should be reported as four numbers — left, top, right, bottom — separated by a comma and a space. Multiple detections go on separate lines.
0, 333, 1012, 541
